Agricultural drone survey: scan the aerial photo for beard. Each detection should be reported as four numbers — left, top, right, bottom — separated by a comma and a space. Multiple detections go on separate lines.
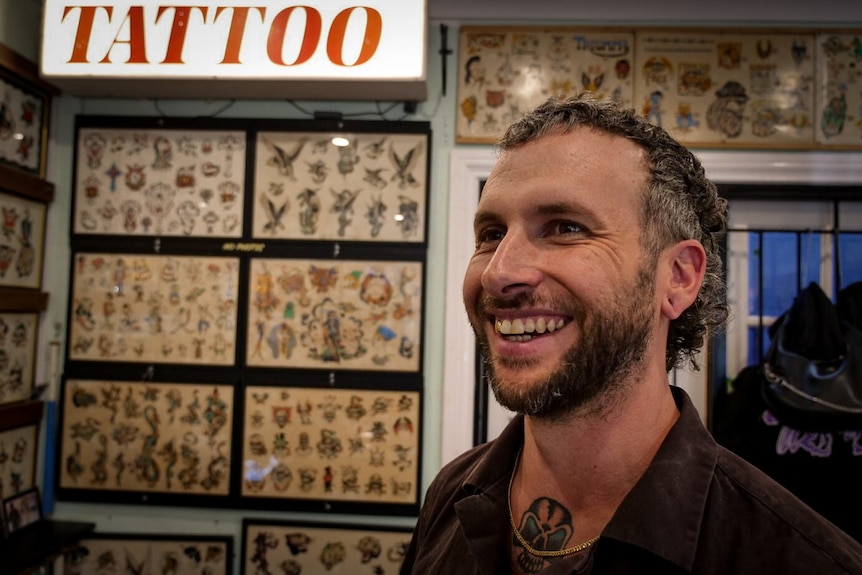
474, 265, 656, 422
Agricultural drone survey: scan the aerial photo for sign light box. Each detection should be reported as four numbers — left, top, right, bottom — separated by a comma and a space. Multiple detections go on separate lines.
40, 1, 427, 101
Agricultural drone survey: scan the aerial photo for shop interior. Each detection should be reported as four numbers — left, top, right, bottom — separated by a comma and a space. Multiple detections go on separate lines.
1, 1, 861, 573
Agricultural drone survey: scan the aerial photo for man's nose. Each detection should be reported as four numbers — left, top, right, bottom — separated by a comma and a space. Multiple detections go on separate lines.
481, 232, 544, 298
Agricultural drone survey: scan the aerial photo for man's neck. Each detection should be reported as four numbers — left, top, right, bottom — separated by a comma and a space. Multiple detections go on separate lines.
513, 374, 680, 533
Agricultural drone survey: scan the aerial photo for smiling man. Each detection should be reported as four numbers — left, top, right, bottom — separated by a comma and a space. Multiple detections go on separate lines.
400, 95, 862, 574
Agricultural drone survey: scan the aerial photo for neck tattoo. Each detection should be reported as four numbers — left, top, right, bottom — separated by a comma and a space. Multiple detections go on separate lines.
508, 449, 600, 568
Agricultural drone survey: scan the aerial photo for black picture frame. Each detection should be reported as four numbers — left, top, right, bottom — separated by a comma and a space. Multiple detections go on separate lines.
65, 532, 233, 575
2, 487, 42, 536
240, 517, 412, 575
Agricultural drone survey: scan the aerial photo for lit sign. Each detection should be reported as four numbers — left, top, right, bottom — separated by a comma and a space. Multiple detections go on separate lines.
40, 1, 427, 100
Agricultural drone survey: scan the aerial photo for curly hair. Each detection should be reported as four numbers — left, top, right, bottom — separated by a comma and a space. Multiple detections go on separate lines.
497, 94, 728, 371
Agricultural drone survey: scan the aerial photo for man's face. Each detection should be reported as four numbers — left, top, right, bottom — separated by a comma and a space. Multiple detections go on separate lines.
462, 127, 660, 420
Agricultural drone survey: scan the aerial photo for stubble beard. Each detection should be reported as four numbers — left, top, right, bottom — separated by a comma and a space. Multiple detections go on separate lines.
474, 266, 657, 423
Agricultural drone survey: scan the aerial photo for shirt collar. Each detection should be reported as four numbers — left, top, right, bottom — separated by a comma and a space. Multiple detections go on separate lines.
459, 387, 716, 572
603, 386, 717, 571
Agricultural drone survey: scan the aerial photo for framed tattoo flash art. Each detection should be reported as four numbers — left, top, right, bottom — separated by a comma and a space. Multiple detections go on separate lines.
633, 30, 816, 148
0, 43, 55, 179
456, 26, 635, 144
64, 532, 233, 575
68, 253, 240, 365
240, 385, 421, 511
816, 33, 862, 147
0, 311, 38, 406
252, 128, 429, 243
57, 379, 234, 501
0, 189, 47, 290
0, 401, 41, 499
73, 122, 247, 238
1, 487, 41, 536
246, 258, 423, 373
241, 518, 411, 575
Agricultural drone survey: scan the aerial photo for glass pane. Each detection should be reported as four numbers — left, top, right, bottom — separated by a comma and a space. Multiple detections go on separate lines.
839, 232, 862, 288
748, 232, 819, 318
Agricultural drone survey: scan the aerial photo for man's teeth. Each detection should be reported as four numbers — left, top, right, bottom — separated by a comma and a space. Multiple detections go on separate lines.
495, 317, 565, 337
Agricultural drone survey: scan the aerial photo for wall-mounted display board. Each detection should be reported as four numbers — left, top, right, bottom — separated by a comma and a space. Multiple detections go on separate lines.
0, 311, 38, 406
816, 33, 862, 146
65, 532, 233, 575
57, 379, 235, 503
240, 384, 421, 513
72, 126, 247, 238
457, 26, 862, 150
0, 188, 47, 291
246, 258, 424, 373
253, 131, 429, 243
0, 400, 42, 499
59, 116, 430, 518
633, 30, 815, 148
457, 27, 635, 144
0, 42, 57, 179
240, 518, 411, 575
67, 252, 240, 366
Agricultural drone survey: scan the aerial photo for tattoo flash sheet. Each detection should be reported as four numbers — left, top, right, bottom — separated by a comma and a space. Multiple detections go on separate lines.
242, 520, 411, 575
247, 258, 423, 372
0, 74, 46, 176
0, 189, 46, 289
58, 379, 233, 496
252, 131, 428, 243
457, 27, 635, 144
241, 386, 420, 505
816, 33, 862, 145
65, 534, 232, 575
0, 311, 37, 405
0, 423, 37, 498
73, 127, 246, 237
634, 31, 815, 146
69, 253, 240, 365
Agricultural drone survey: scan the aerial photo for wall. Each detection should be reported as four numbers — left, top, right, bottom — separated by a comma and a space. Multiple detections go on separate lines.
3, 1, 862, 572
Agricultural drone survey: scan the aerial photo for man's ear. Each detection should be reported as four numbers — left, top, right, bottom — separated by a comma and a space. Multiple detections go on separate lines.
660, 240, 706, 320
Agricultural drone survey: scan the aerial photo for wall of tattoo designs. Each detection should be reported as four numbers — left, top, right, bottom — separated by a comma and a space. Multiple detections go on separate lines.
457, 26, 862, 149
59, 116, 430, 518
0, 42, 54, 510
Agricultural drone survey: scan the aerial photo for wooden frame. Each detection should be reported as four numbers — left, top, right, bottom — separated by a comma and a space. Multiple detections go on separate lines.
67, 252, 240, 366
240, 518, 412, 575
456, 25, 862, 150
239, 383, 421, 513
2, 487, 41, 536
246, 257, 424, 373
0, 187, 47, 290
57, 379, 235, 503
0, 43, 57, 179
0, 310, 39, 406
252, 128, 430, 243
65, 532, 233, 575
0, 400, 42, 500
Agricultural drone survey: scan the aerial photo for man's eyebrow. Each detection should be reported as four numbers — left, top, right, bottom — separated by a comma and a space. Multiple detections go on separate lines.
530, 202, 577, 216
472, 209, 500, 230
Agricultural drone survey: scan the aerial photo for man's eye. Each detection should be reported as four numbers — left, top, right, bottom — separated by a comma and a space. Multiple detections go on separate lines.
476, 228, 504, 245
555, 221, 584, 234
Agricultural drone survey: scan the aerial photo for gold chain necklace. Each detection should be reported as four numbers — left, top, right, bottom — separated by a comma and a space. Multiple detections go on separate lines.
508, 450, 600, 557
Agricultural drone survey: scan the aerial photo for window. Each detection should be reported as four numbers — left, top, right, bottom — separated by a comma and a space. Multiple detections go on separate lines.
717, 188, 862, 416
